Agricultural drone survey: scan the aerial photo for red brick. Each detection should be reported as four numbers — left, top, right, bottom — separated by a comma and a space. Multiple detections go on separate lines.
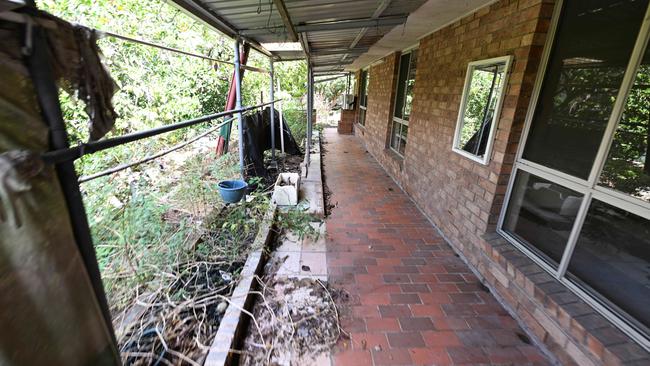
409, 347, 452, 365
371, 348, 413, 365
366, 318, 401, 332
350, 332, 389, 351
387, 332, 426, 348
378, 305, 412, 318
333, 350, 373, 366
390, 293, 422, 304
422, 331, 462, 347
399, 317, 436, 331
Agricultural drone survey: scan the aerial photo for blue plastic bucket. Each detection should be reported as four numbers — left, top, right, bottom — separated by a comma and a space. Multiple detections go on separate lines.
217, 180, 248, 203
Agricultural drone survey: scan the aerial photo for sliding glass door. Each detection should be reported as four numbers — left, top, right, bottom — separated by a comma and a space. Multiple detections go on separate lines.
499, 0, 650, 349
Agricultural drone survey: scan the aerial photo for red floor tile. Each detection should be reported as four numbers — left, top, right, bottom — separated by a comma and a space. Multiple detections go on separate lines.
323, 130, 549, 366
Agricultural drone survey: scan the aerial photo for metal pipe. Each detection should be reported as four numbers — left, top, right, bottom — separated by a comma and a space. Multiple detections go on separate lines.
78, 117, 235, 183
278, 77, 285, 154
270, 58, 276, 161
234, 38, 245, 179
306, 63, 313, 167
41, 101, 278, 164
218, 43, 250, 155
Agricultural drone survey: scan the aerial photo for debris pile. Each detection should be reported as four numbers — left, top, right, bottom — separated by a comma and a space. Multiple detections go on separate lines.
115, 199, 267, 365
119, 260, 242, 365
240, 268, 341, 365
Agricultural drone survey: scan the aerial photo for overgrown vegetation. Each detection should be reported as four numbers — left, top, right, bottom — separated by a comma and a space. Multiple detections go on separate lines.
37, 0, 313, 311
33, 1, 342, 361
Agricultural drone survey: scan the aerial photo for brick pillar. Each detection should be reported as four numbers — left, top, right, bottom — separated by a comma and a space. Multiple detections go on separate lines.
338, 109, 355, 134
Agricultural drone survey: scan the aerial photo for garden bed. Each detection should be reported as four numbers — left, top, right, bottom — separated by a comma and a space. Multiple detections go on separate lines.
116, 195, 271, 365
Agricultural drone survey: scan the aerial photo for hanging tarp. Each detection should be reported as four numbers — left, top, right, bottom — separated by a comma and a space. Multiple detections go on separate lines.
0, 9, 118, 142
242, 107, 301, 178
0, 14, 119, 366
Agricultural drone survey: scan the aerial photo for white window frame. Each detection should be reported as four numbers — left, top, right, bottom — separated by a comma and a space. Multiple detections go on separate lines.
358, 68, 369, 126
390, 47, 418, 156
496, 0, 650, 351
452, 56, 513, 165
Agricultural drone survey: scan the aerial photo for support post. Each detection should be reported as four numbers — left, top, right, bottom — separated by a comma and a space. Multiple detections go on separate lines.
234, 39, 245, 179
346, 72, 351, 95
306, 63, 313, 167
270, 58, 276, 162
278, 77, 285, 154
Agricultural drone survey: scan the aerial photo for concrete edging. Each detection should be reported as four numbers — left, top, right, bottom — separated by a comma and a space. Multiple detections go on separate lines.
301, 131, 325, 218
203, 201, 277, 366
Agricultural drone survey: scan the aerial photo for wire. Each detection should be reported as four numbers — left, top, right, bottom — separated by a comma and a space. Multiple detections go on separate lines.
101, 30, 269, 74
78, 116, 235, 183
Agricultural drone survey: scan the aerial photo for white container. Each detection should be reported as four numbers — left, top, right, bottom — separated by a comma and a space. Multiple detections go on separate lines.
272, 172, 300, 206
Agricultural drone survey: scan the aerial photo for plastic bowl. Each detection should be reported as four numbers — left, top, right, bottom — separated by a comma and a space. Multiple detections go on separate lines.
217, 180, 248, 203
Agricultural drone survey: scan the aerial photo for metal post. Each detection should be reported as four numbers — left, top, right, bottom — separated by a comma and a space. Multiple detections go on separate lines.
306, 63, 313, 166
234, 39, 245, 179
269, 58, 276, 162
346, 72, 351, 95
278, 77, 285, 154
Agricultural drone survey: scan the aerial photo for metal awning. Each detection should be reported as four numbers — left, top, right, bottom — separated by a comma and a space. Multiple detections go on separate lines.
169, 0, 495, 74
170, 0, 426, 75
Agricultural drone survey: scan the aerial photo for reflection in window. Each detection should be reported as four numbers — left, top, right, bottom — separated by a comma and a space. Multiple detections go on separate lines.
390, 49, 417, 156
454, 58, 509, 160
599, 43, 650, 202
359, 108, 366, 126
567, 200, 650, 334
522, 0, 648, 179
359, 70, 369, 108
390, 121, 408, 155
502, 171, 583, 266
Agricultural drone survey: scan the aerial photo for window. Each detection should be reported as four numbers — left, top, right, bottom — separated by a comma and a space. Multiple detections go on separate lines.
359, 69, 369, 126
499, 0, 650, 348
453, 57, 512, 164
390, 49, 417, 156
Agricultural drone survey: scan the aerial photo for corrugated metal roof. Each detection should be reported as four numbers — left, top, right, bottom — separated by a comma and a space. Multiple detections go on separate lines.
170, 0, 427, 73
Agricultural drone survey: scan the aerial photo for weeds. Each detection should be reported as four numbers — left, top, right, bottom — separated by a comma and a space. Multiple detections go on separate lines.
275, 208, 321, 241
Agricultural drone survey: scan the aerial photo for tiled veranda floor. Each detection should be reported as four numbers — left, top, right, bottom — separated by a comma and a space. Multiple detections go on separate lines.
323, 129, 551, 366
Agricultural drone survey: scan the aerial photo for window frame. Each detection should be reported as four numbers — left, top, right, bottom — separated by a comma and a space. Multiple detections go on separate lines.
496, 0, 650, 350
452, 56, 513, 165
390, 47, 418, 156
358, 68, 369, 126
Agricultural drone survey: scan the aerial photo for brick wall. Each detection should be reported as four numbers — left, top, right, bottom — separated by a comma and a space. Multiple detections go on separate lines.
353, 0, 649, 364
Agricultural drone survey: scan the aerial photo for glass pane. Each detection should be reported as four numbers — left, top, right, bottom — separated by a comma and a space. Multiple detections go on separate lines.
399, 136, 406, 155
502, 170, 583, 266
567, 200, 650, 333
599, 43, 650, 202
393, 53, 411, 119
390, 121, 401, 151
458, 62, 506, 157
359, 108, 366, 125
360, 70, 369, 107
522, 0, 649, 179
401, 124, 408, 140
403, 50, 418, 121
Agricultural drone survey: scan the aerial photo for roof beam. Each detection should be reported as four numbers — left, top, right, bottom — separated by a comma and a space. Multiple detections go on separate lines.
169, 0, 272, 57
349, 0, 392, 49
314, 74, 347, 84
299, 32, 310, 61
312, 48, 368, 56
272, 0, 299, 42
241, 15, 407, 36
313, 61, 350, 67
